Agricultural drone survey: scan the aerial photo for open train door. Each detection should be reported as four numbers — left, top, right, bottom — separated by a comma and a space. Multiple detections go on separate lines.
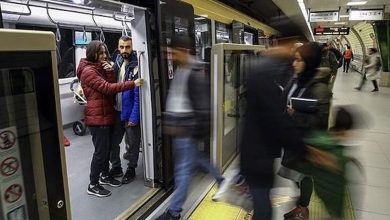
0, 29, 70, 219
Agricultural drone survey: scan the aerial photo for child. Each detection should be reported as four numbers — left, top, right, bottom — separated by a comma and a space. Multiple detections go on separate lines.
302, 106, 361, 219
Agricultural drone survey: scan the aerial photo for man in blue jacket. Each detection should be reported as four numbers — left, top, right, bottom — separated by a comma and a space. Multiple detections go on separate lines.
110, 36, 141, 184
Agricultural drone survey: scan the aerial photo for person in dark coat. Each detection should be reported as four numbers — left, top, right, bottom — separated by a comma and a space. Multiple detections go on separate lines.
77, 40, 143, 198
281, 42, 332, 219
240, 52, 333, 220
109, 36, 141, 184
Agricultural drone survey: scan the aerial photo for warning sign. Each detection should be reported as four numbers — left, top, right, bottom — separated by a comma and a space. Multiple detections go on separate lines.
0, 130, 16, 150
0, 127, 28, 220
4, 184, 23, 203
1, 157, 19, 177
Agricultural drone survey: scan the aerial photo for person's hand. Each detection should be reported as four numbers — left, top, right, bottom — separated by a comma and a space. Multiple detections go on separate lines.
306, 146, 339, 171
134, 78, 144, 86
126, 121, 137, 127
331, 75, 336, 82
102, 61, 113, 71
287, 105, 295, 116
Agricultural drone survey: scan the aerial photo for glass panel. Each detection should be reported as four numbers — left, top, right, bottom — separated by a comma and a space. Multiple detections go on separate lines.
215, 22, 232, 44
221, 50, 257, 168
0, 51, 64, 220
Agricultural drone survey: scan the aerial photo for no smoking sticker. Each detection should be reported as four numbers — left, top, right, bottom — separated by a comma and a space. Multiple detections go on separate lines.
0, 131, 16, 150
1, 157, 19, 177
4, 184, 23, 203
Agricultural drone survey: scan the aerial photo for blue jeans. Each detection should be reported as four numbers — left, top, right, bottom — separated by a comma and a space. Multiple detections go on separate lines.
168, 137, 223, 216
249, 186, 272, 220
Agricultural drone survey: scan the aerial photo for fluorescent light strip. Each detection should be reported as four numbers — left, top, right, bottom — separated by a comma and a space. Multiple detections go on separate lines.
339, 15, 349, 18
334, 22, 346, 25
346, 1, 367, 6
297, 0, 314, 41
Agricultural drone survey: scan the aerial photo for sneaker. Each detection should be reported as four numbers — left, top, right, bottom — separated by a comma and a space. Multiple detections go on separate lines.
99, 175, 122, 187
109, 167, 123, 178
87, 184, 111, 197
284, 205, 309, 219
123, 152, 130, 160
155, 210, 180, 220
354, 87, 361, 91
371, 89, 379, 92
122, 167, 136, 184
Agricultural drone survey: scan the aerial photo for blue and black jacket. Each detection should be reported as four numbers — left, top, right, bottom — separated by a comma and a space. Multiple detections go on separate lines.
113, 51, 140, 124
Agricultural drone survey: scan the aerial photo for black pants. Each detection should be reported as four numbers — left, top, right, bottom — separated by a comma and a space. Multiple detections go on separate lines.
248, 185, 272, 220
124, 125, 141, 168
297, 176, 313, 207
343, 58, 351, 72
358, 74, 379, 90
89, 126, 113, 185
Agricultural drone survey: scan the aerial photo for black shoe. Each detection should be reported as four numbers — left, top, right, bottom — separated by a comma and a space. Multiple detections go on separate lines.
122, 168, 136, 184
87, 184, 111, 197
354, 87, 361, 90
371, 89, 379, 92
155, 210, 180, 220
123, 152, 130, 160
109, 167, 123, 178
99, 175, 122, 187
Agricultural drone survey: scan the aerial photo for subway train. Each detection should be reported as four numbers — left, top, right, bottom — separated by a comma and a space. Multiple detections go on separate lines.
0, 0, 389, 220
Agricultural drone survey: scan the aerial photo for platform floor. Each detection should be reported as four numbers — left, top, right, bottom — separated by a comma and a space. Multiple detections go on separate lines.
188, 70, 390, 220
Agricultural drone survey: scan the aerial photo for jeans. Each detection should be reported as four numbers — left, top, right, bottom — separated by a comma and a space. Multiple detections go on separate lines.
249, 186, 272, 220
110, 112, 125, 169
168, 137, 223, 216
89, 126, 112, 185
124, 125, 141, 168
343, 58, 351, 72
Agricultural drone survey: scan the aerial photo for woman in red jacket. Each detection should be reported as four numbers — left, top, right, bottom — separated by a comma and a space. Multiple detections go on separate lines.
76, 40, 143, 197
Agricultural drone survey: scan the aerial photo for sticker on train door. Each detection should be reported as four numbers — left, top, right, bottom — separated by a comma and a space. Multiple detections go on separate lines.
0, 126, 28, 220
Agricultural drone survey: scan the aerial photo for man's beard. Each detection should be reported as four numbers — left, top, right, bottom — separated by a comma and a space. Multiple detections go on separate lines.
121, 53, 130, 59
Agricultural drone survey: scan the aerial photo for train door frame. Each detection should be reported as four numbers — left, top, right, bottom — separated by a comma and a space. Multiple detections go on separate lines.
0, 29, 70, 220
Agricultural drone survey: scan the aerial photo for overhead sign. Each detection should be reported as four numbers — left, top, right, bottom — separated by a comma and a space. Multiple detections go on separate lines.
349, 9, 384, 21
309, 11, 339, 22
314, 27, 350, 35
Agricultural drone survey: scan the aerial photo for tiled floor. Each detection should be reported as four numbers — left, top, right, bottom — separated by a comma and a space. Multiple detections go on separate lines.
332, 70, 390, 219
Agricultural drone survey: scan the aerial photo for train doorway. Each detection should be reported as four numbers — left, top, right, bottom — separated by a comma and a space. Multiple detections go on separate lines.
1, 1, 158, 219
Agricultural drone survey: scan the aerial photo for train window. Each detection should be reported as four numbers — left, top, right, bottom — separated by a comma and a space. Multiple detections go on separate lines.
215, 21, 232, 44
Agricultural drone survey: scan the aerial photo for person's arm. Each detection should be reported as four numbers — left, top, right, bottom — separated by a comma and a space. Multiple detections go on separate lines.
80, 67, 135, 95
329, 52, 338, 74
364, 56, 376, 69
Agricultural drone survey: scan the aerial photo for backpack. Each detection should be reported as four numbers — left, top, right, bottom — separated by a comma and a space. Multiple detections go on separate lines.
344, 50, 352, 59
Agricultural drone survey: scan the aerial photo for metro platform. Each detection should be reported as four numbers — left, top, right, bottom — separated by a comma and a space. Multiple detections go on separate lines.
149, 69, 390, 220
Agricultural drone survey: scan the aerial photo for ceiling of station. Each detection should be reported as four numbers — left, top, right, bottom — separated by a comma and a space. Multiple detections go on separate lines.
217, 0, 304, 37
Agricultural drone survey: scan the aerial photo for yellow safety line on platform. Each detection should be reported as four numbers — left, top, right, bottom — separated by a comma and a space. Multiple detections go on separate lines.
189, 186, 355, 220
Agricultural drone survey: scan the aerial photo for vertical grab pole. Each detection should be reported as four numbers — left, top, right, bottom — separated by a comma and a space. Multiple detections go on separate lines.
137, 51, 149, 186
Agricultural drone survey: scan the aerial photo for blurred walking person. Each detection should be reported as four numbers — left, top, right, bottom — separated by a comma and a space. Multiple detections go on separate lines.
240, 48, 333, 220
156, 36, 224, 220
355, 48, 381, 92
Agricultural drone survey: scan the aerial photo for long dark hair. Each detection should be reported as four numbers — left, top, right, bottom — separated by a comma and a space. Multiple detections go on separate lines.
86, 40, 110, 62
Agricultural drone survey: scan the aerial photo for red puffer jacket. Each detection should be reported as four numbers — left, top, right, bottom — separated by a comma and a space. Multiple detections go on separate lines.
76, 58, 135, 126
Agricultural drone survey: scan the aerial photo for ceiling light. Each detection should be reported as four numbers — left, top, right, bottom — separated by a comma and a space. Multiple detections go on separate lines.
347, 1, 367, 6
334, 22, 346, 25
339, 15, 349, 18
